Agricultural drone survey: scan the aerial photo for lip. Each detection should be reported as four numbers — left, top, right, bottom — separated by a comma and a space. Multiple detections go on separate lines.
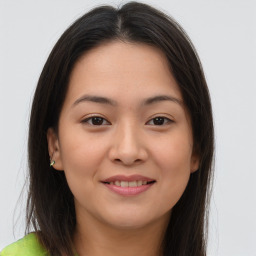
102, 175, 155, 183
101, 175, 156, 196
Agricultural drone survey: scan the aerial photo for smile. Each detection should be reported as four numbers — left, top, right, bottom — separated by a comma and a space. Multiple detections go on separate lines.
101, 175, 156, 196
103, 180, 155, 187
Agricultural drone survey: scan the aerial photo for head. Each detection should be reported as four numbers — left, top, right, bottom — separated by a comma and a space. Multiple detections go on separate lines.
27, 2, 214, 256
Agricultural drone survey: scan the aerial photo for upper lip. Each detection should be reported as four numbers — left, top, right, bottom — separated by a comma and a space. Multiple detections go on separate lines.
102, 175, 155, 183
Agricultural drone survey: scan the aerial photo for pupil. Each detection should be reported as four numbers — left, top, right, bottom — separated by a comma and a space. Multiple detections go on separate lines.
153, 117, 164, 125
92, 117, 103, 125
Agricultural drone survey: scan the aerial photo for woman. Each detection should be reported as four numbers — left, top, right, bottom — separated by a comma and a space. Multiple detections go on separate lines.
1, 1, 214, 256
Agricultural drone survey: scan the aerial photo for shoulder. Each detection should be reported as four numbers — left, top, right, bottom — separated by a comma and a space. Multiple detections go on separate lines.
0, 233, 48, 256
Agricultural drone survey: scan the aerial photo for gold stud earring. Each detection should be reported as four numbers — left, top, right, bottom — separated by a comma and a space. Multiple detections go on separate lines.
50, 159, 55, 167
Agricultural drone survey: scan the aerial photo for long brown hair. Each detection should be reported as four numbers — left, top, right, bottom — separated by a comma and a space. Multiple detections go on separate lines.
26, 2, 214, 255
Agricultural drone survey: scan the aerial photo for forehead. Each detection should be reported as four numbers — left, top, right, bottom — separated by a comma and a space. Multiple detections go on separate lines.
65, 41, 183, 108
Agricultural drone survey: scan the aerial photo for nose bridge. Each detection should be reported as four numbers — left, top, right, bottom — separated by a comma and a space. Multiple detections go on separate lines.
109, 118, 147, 165
118, 120, 139, 148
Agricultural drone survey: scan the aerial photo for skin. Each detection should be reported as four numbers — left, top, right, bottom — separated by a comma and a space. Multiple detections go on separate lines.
47, 41, 199, 256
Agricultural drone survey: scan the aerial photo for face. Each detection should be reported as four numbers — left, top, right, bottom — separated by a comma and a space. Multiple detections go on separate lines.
47, 41, 199, 230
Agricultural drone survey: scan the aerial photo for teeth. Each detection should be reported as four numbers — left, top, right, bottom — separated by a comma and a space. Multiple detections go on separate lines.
120, 181, 128, 187
108, 180, 153, 187
137, 180, 143, 186
129, 181, 137, 187
115, 180, 120, 186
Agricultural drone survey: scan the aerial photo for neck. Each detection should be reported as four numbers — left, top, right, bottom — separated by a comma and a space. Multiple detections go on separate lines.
73, 212, 170, 256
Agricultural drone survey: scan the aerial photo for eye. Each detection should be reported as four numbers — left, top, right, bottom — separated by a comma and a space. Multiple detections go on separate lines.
81, 115, 173, 126
147, 116, 173, 126
81, 116, 110, 126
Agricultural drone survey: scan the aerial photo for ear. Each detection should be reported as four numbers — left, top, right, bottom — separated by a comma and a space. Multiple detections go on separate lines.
190, 147, 200, 173
47, 128, 64, 171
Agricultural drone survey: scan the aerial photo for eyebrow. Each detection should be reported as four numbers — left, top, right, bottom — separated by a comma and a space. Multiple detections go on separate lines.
72, 94, 182, 107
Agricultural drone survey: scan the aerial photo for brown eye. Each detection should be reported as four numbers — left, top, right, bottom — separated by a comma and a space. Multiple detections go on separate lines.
147, 117, 173, 126
82, 116, 110, 126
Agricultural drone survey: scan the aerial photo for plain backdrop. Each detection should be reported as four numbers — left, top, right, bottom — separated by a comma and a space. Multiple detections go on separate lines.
0, 0, 255, 255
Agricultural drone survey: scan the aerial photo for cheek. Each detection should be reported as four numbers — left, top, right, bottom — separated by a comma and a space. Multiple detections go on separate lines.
153, 132, 193, 206
59, 137, 102, 209
59, 126, 104, 166
58, 129, 105, 187
154, 130, 193, 171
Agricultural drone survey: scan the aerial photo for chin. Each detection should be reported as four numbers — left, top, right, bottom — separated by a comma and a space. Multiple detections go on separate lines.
106, 218, 152, 230
100, 209, 170, 231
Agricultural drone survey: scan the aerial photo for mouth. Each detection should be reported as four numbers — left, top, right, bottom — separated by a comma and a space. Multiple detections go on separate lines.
102, 180, 156, 187
101, 175, 156, 196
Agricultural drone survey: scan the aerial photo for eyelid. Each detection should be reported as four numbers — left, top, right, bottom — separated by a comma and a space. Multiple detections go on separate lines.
146, 116, 174, 126
81, 115, 111, 125
81, 115, 174, 126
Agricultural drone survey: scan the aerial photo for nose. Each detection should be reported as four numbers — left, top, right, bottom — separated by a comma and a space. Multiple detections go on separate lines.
108, 122, 148, 166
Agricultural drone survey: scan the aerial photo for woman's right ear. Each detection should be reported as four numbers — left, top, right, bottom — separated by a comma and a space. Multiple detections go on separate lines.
47, 128, 64, 171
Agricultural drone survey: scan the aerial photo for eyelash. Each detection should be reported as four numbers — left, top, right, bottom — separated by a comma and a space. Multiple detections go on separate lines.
81, 115, 173, 126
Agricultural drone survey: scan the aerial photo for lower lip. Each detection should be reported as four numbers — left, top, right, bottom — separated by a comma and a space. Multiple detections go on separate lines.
103, 183, 155, 196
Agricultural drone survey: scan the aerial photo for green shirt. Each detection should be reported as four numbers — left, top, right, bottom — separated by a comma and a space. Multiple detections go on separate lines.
0, 233, 48, 256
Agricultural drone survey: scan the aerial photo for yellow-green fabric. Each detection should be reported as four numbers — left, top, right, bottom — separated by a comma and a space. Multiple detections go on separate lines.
0, 233, 48, 256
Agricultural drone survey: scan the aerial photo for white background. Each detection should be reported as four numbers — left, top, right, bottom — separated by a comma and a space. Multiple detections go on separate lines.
0, 0, 255, 255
